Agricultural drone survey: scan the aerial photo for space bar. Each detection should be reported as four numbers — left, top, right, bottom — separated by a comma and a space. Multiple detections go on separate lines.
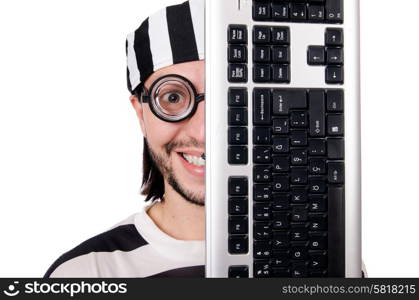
328, 185, 345, 277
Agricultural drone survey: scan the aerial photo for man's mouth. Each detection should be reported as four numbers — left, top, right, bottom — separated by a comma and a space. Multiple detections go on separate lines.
180, 153, 205, 167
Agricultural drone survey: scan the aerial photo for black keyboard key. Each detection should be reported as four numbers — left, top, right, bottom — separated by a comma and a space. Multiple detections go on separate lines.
254, 261, 271, 278
290, 112, 308, 128
272, 267, 291, 277
291, 246, 308, 260
273, 232, 290, 249
273, 175, 289, 192
291, 149, 308, 165
292, 262, 308, 277
253, 146, 272, 163
272, 250, 290, 267
291, 167, 308, 184
253, 127, 272, 144
309, 213, 327, 231
327, 47, 344, 65
310, 251, 328, 269
309, 233, 328, 250
328, 162, 344, 184
326, 66, 344, 84
309, 90, 326, 137
307, 46, 325, 65
253, 184, 272, 201
272, 212, 290, 229
254, 241, 272, 258
229, 216, 249, 234
228, 146, 248, 164
273, 137, 289, 153
325, 28, 343, 46
291, 187, 308, 204
273, 118, 289, 134
253, 46, 271, 63
253, 2, 271, 21
253, 88, 272, 125
228, 25, 247, 44
273, 90, 289, 115
309, 195, 327, 212
290, 2, 307, 21
273, 194, 290, 211
309, 139, 326, 156
228, 108, 248, 126
253, 64, 272, 82
308, 4, 325, 21
327, 114, 344, 135
272, 64, 290, 83
228, 127, 248, 145
290, 131, 308, 146
229, 266, 249, 278
308, 176, 327, 193
326, 89, 344, 112
272, 46, 290, 63
310, 269, 328, 277
272, 3, 289, 21
291, 207, 309, 223
254, 203, 272, 221
273, 155, 290, 173
228, 176, 248, 195
229, 235, 248, 254
309, 158, 326, 175
228, 64, 248, 83
254, 165, 272, 183
228, 45, 247, 63
289, 89, 308, 109
271, 27, 290, 45
328, 185, 345, 276
254, 184, 272, 202
327, 138, 344, 159
228, 88, 248, 107
229, 197, 248, 215
253, 26, 271, 44
254, 222, 272, 240
273, 89, 307, 116
291, 227, 309, 240
325, 0, 343, 23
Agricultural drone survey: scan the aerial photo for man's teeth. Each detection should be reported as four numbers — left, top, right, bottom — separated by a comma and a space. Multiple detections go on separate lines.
182, 153, 205, 166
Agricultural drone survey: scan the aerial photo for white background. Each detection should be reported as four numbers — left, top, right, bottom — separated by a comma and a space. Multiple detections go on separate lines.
0, 0, 418, 277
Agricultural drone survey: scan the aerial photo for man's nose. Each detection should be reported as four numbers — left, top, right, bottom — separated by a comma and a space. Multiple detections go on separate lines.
184, 101, 204, 143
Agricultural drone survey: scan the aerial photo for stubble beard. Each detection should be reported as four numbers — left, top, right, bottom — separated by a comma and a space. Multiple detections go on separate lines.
146, 140, 205, 207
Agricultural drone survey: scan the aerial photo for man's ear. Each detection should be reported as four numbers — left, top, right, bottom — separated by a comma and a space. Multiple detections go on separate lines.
130, 95, 147, 137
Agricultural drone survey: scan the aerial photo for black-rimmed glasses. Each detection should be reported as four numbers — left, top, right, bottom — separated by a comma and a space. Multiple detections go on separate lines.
138, 74, 205, 123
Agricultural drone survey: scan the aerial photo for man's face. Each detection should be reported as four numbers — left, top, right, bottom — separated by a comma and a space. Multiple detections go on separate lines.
131, 60, 205, 206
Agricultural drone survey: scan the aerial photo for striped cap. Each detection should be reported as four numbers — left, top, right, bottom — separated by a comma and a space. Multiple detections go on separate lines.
126, 0, 205, 94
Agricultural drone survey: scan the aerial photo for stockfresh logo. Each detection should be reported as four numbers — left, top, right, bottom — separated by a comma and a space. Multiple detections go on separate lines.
3, 281, 20, 297
1, 280, 128, 298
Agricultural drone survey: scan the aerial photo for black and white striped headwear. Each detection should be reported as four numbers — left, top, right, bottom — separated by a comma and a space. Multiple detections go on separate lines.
126, 0, 205, 94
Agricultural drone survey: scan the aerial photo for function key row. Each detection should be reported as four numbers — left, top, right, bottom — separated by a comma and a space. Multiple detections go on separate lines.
227, 26, 250, 257
253, 0, 343, 24
228, 177, 250, 255
228, 25, 249, 164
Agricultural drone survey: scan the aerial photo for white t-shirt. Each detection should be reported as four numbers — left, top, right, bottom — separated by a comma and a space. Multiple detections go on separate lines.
44, 203, 205, 277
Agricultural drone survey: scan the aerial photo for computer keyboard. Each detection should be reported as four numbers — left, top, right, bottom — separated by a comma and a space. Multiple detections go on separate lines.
205, 0, 361, 278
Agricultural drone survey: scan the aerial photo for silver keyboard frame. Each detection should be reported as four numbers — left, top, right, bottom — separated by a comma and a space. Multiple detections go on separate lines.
205, 0, 362, 278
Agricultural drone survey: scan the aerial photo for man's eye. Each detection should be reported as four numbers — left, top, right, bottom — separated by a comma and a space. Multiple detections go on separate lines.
162, 92, 184, 104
